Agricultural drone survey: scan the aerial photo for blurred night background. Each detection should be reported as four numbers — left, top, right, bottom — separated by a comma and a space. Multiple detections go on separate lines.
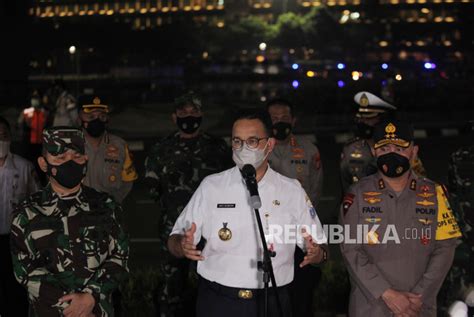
0, 0, 473, 316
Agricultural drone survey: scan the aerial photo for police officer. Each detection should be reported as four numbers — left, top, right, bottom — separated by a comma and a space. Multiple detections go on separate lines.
10, 127, 129, 317
168, 109, 328, 317
266, 98, 323, 316
78, 95, 138, 203
340, 119, 461, 317
340, 91, 426, 193
144, 91, 232, 316
441, 120, 474, 309
0, 116, 40, 317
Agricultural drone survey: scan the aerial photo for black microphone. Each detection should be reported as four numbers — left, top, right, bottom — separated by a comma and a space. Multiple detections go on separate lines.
241, 164, 262, 209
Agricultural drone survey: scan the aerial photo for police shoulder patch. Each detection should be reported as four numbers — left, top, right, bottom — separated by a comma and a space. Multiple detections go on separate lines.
343, 193, 355, 216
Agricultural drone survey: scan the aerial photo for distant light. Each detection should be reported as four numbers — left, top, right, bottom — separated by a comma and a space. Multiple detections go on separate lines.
292, 80, 299, 88
202, 51, 209, 59
337, 63, 346, 70
260, 96, 267, 102
350, 12, 360, 19
421, 7, 430, 13
256, 55, 265, 63
69, 46, 76, 55
306, 70, 316, 78
382, 80, 388, 86
351, 71, 361, 81
292, 63, 299, 70
289, 48, 295, 54
379, 41, 389, 47
381, 63, 389, 70
424, 62, 436, 70
259, 42, 267, 51
395, 74, 403, 81
217, 21, 225, 28
337, 80, 345, 88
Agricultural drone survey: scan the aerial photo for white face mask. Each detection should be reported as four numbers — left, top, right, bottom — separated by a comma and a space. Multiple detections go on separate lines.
232, 141, 269, 170
0, 141, 10, 158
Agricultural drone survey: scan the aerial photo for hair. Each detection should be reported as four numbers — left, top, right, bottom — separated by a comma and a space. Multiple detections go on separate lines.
233, 108, 273, 137
266, 98, 294, 117
0, 116, 11, 135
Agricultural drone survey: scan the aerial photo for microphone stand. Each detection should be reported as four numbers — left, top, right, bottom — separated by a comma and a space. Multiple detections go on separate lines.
253, 205, 283, 317
242, 164, 283, 317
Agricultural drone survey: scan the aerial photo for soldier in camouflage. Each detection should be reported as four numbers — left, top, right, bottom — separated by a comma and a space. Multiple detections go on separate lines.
440, 121, 474, 310
144, 91, 232, 316
10, 127, 129, 317
340, 91, 426, 193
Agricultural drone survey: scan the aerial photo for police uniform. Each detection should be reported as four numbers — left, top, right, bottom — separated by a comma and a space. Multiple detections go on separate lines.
340, 92, 425, 192
9, 128, 129, 317
144, 95, 232, 316
0, 152, 40, 317
171, 165, 327, 317
80, 97, 138, 203
340, 121, 461, 317
268, 135, 323, 206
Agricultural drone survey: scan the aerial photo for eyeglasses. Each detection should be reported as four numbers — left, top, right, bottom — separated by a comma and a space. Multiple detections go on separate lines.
231, 137, 269, 150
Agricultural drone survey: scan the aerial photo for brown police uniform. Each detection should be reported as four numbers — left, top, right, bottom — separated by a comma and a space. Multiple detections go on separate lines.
268, 135, 323, 206
339, 120, 461, 317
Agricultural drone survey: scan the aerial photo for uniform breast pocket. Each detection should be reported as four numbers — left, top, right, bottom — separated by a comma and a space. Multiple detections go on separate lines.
80, 226, 110, 269
207, 210, 242, 254
30, 225, 63, 272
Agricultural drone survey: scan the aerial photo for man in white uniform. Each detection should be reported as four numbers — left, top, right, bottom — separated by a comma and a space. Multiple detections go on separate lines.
0, 116, 40, 317
168, 109, 328, 317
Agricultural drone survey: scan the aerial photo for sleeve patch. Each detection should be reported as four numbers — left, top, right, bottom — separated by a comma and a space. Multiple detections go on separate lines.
435, 185, 462, 240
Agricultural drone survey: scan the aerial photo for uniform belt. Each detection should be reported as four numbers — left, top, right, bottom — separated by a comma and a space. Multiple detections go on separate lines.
199, 276, 288, 300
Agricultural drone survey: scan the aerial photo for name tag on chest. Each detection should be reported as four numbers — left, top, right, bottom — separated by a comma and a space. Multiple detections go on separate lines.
217, 203, 236, 208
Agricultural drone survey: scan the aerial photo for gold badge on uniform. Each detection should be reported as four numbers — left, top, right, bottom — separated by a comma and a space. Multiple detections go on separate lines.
416, 200, 435, 207
218, 223, 232, 241
418, 218, 433, 225
367, 231, 379, 245
109, 175, 117, 182
363, 192, 382, 196
364, 197, 382, 204
365, 217, 382, 224
417, 192, 434, 199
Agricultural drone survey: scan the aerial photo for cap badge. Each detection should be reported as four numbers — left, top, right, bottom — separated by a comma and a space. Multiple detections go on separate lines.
93, 97, 101, 105
360, 94, 369, 107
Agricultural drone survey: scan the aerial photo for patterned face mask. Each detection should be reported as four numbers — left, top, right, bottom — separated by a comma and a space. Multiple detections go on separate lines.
232, 141, 269, 170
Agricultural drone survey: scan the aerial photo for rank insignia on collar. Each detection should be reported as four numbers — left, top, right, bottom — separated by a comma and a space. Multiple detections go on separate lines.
418, 218, 433, 225
410, 180, 417, 191
363, 192, 382, 196
364, 197, 382, 204
365, 217, 382, 224
417, 192, 434, 199
416, 200, 435, 207
378, 179, 386, 189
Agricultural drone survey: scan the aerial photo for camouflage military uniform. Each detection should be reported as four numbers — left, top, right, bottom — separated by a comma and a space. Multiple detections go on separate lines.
144, 131, 231, 315
340, 137, 426, 192
10, 185, 129, 317
440, 144, 474, 307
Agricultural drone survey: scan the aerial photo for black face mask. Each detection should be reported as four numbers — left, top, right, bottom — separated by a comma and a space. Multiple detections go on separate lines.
84, 118, 106, 138
176, 116, 202, 134
272, 122, 292, 141
47, 159, 87, 189
377, 152, 410, 178
356, 123, 374, 139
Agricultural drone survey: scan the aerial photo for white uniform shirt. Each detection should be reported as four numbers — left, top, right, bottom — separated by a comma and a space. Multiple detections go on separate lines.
0, 153, 40, 234
171, 165, 327, 289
